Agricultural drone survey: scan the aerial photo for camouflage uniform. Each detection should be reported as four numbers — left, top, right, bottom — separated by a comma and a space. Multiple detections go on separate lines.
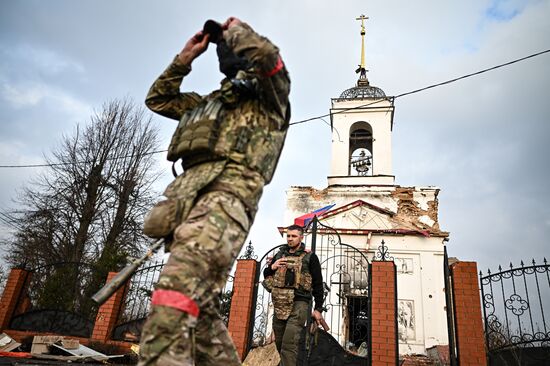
263, 244, 323, 366
138, 23, 290, 366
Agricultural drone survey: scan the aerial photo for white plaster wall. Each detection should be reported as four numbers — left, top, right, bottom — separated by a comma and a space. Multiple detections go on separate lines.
368, 234, 449, 355
327, 175, 395, 186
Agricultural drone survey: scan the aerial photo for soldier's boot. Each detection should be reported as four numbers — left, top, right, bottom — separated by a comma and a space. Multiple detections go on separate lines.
138, 296, 198, 366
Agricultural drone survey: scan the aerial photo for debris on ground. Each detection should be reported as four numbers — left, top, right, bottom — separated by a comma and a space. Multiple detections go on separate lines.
0, 334, 133, 364
31, 335, 79, 355
31, 335, 124, 362
400, 353, 437, 365
0, 333, 21, 352
243, 343, 280, 366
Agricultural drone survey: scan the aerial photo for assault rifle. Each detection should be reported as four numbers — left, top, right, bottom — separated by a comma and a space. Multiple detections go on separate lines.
91, 238, 165, 305
317, 282, 331, 331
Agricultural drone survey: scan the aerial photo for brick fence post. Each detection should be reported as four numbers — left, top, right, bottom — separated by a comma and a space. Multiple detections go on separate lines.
91, 271, 129, 342
451, 261, 487, 366
228, 259, 259, 361
370, 261, 398, 366
0, 268, 31, 331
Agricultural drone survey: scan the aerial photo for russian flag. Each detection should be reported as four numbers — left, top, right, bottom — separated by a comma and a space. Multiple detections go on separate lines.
293, 204, 335, 227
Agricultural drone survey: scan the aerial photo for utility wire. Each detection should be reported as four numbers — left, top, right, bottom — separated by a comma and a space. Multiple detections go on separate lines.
393, 48, 550, 99
1, 48, 549, 169
0, 149, 168, 169
290, 48, 550, 125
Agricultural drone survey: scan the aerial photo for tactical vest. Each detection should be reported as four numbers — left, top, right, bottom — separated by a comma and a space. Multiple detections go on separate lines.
167, 74, 287, 184
270, 251, 313, 320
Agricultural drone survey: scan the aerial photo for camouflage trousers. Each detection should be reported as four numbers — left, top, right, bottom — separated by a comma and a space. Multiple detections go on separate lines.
272, 300, 309, 366
139, 191, 250, 366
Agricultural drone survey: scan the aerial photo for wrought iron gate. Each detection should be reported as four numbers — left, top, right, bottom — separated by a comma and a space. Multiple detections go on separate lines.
443, 247, 458, 366
479, 259, 550, 365
250, 217, 370, 364
112, 259, 234, 341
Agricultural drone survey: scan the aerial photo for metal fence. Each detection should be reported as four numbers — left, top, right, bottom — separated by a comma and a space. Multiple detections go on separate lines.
251, 244, 284, 347
112, 259, 234, 341
480, 258, 550, 363
9, 262, 98, 338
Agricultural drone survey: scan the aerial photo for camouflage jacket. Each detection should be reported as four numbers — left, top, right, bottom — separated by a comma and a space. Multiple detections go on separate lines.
145, 23, 291, 217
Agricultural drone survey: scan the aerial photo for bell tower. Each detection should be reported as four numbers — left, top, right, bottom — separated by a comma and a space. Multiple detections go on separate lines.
284, 15, 449, 357
328, 14, 395, 186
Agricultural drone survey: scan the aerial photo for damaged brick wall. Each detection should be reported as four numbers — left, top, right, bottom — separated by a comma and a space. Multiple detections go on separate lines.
391, 187, 443, 235
286, 185, 447, 237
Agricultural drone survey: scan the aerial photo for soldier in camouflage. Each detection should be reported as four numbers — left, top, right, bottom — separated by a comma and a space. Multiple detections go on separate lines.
263, 224, 324, 366
138, 17, 290, 366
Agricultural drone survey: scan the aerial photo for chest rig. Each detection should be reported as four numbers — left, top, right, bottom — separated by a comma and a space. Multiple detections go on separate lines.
167, 72, 287, 184
270, 251, 313, 320
273, 252, 313, 292
273, 253, 304, 289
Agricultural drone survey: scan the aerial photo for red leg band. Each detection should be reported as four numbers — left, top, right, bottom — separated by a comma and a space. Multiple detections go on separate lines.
151, 289, 200, 317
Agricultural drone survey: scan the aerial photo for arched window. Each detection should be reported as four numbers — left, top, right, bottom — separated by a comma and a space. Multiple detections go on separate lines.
349, 122, 373, 176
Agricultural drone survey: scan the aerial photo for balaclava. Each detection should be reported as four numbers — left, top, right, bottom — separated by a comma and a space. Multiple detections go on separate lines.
203, 20, 251, 79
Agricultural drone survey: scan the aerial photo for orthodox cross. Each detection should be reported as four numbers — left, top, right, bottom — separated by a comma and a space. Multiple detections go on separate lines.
355, 14, 369, 82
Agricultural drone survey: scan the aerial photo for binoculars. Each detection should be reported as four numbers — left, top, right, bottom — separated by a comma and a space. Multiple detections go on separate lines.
203, 20, 223, 44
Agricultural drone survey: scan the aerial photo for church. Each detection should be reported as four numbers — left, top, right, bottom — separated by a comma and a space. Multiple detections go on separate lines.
280, 15, 450, 356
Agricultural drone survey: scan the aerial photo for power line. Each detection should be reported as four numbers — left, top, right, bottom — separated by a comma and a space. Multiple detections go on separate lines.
0, 149, 168, 169
393, 48, 550, 99
1, 48, 549, 169
289, 98, 388, 126
289, 48, 550, 125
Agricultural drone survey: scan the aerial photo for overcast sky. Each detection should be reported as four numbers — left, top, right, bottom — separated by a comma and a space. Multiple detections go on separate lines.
1, 0, 549, 274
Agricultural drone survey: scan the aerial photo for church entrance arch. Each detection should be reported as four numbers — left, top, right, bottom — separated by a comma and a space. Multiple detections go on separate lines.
250, 217, 370, 364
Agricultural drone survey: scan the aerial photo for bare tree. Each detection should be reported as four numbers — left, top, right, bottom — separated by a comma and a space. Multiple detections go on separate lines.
0, 264, 8, 294
4, 98, 162, 317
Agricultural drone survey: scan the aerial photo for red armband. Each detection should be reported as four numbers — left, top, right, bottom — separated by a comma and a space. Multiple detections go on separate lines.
263, 56, 284, 77
151, 289, 200, 317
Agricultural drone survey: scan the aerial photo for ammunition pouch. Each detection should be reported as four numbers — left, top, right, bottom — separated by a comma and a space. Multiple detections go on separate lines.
272, 253, 312, 291
167, 99, 225, 167
262, 276, 274, 293
142, 162, 226, 248
143, 198, 190, 239
273, 264, 301, 290
300, 272, 312, 292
